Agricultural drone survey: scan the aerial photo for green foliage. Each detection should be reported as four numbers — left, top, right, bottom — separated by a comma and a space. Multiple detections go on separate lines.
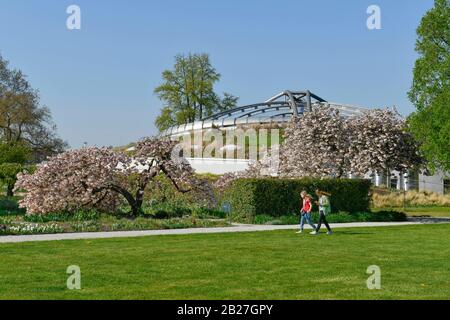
218, 92, 239, 113
351, 210, 408, 222
154, 53, 238, 131
408, 0, 450, 171
23, 209, 100, 223
0, 214, 229, 236
254, 210, 407, 225
0, 142, 30, 163
191, 206, 227, 219
140, 201, 226, 219
144, 172, 218, 209
0, 194, 229, 235
408, 88, 450, 171
0, 142, 33, 196
155, 106, 176, 132
223, 178, 372, 223
0, 163, 33, 189
140, 201, 192, 219
0, 196, 26, 215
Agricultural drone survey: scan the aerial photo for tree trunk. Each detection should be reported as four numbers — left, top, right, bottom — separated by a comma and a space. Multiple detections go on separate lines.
337, 166, 344, 179
6, 184, 14, 197
386, 169, 391, 189
135, 189, 145, 213
107, 185, 140, 216
134, 175, 154, 214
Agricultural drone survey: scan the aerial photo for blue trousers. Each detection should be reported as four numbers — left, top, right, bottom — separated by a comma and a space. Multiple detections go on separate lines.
300, 211, 316, 231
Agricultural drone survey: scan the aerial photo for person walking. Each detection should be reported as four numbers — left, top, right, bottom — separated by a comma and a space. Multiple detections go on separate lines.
311, 189, 333, 235
296, 191, 317, 234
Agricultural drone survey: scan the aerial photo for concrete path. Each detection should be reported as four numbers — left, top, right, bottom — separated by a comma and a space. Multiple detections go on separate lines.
0, 220, 445, 244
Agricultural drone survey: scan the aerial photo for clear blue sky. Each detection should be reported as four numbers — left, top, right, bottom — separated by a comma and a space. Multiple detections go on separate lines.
0, 0, 434, 148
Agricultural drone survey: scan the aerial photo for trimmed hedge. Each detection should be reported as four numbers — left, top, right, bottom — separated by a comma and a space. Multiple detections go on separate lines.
223, 178, 371, 223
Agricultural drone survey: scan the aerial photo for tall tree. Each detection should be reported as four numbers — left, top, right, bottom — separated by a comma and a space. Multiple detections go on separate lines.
217, 93, 240, 113
154, 53, 238, 131
0, 142, 32, 196
408, 0, 450, 171
0, 54, 67, 162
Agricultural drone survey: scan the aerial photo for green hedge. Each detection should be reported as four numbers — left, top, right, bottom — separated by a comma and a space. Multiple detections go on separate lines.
223, 178, 371, 223
0, 196, 25, 216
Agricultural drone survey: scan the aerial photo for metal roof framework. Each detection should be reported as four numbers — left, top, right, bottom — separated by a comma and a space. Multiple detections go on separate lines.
162, 90, 369, 136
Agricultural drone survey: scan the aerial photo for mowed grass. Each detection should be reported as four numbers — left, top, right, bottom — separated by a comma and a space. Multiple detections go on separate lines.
1, 224, 450, 300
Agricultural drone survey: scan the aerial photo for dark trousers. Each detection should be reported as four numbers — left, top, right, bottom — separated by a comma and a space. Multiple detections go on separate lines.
316, 210, 332, 232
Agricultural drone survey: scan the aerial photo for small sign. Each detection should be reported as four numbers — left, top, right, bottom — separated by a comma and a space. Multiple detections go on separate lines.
222, 202, 231, 214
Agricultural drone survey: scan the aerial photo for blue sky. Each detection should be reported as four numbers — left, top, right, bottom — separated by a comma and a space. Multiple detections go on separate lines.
0, 0, 434, 148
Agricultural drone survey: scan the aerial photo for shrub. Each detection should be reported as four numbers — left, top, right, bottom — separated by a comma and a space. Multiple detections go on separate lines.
141, 202, 191, 219
254, 210, 407, 225
191, 207, 227, 219
24, 209, 100, 223
140, 201, 227, 219
145, 173, 219, 209
356, 210, 408, 222
0, 197, 26, 215
0, 197, 20, 211
222, 178, 371, 223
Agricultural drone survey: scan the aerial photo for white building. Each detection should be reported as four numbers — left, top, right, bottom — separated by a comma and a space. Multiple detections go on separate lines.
187, 158, 449, 195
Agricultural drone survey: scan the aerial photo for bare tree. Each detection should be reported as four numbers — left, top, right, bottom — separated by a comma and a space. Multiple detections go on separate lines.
0, 54, 67, 162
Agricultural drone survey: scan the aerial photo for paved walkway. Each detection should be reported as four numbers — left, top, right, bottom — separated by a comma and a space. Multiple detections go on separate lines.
0, 220, 445, 244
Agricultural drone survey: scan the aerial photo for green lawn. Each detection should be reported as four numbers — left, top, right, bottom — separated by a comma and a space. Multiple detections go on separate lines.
1, 224, 450, 300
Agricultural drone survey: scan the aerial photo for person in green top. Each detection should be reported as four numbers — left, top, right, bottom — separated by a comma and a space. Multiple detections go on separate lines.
310, 189, 333, 235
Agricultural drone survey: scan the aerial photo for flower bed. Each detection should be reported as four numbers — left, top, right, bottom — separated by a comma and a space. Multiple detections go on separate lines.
0, 196, 230, 236
0, 214, 229, 236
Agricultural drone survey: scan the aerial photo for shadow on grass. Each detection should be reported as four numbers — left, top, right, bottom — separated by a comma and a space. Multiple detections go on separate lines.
331, 231, 375, 235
